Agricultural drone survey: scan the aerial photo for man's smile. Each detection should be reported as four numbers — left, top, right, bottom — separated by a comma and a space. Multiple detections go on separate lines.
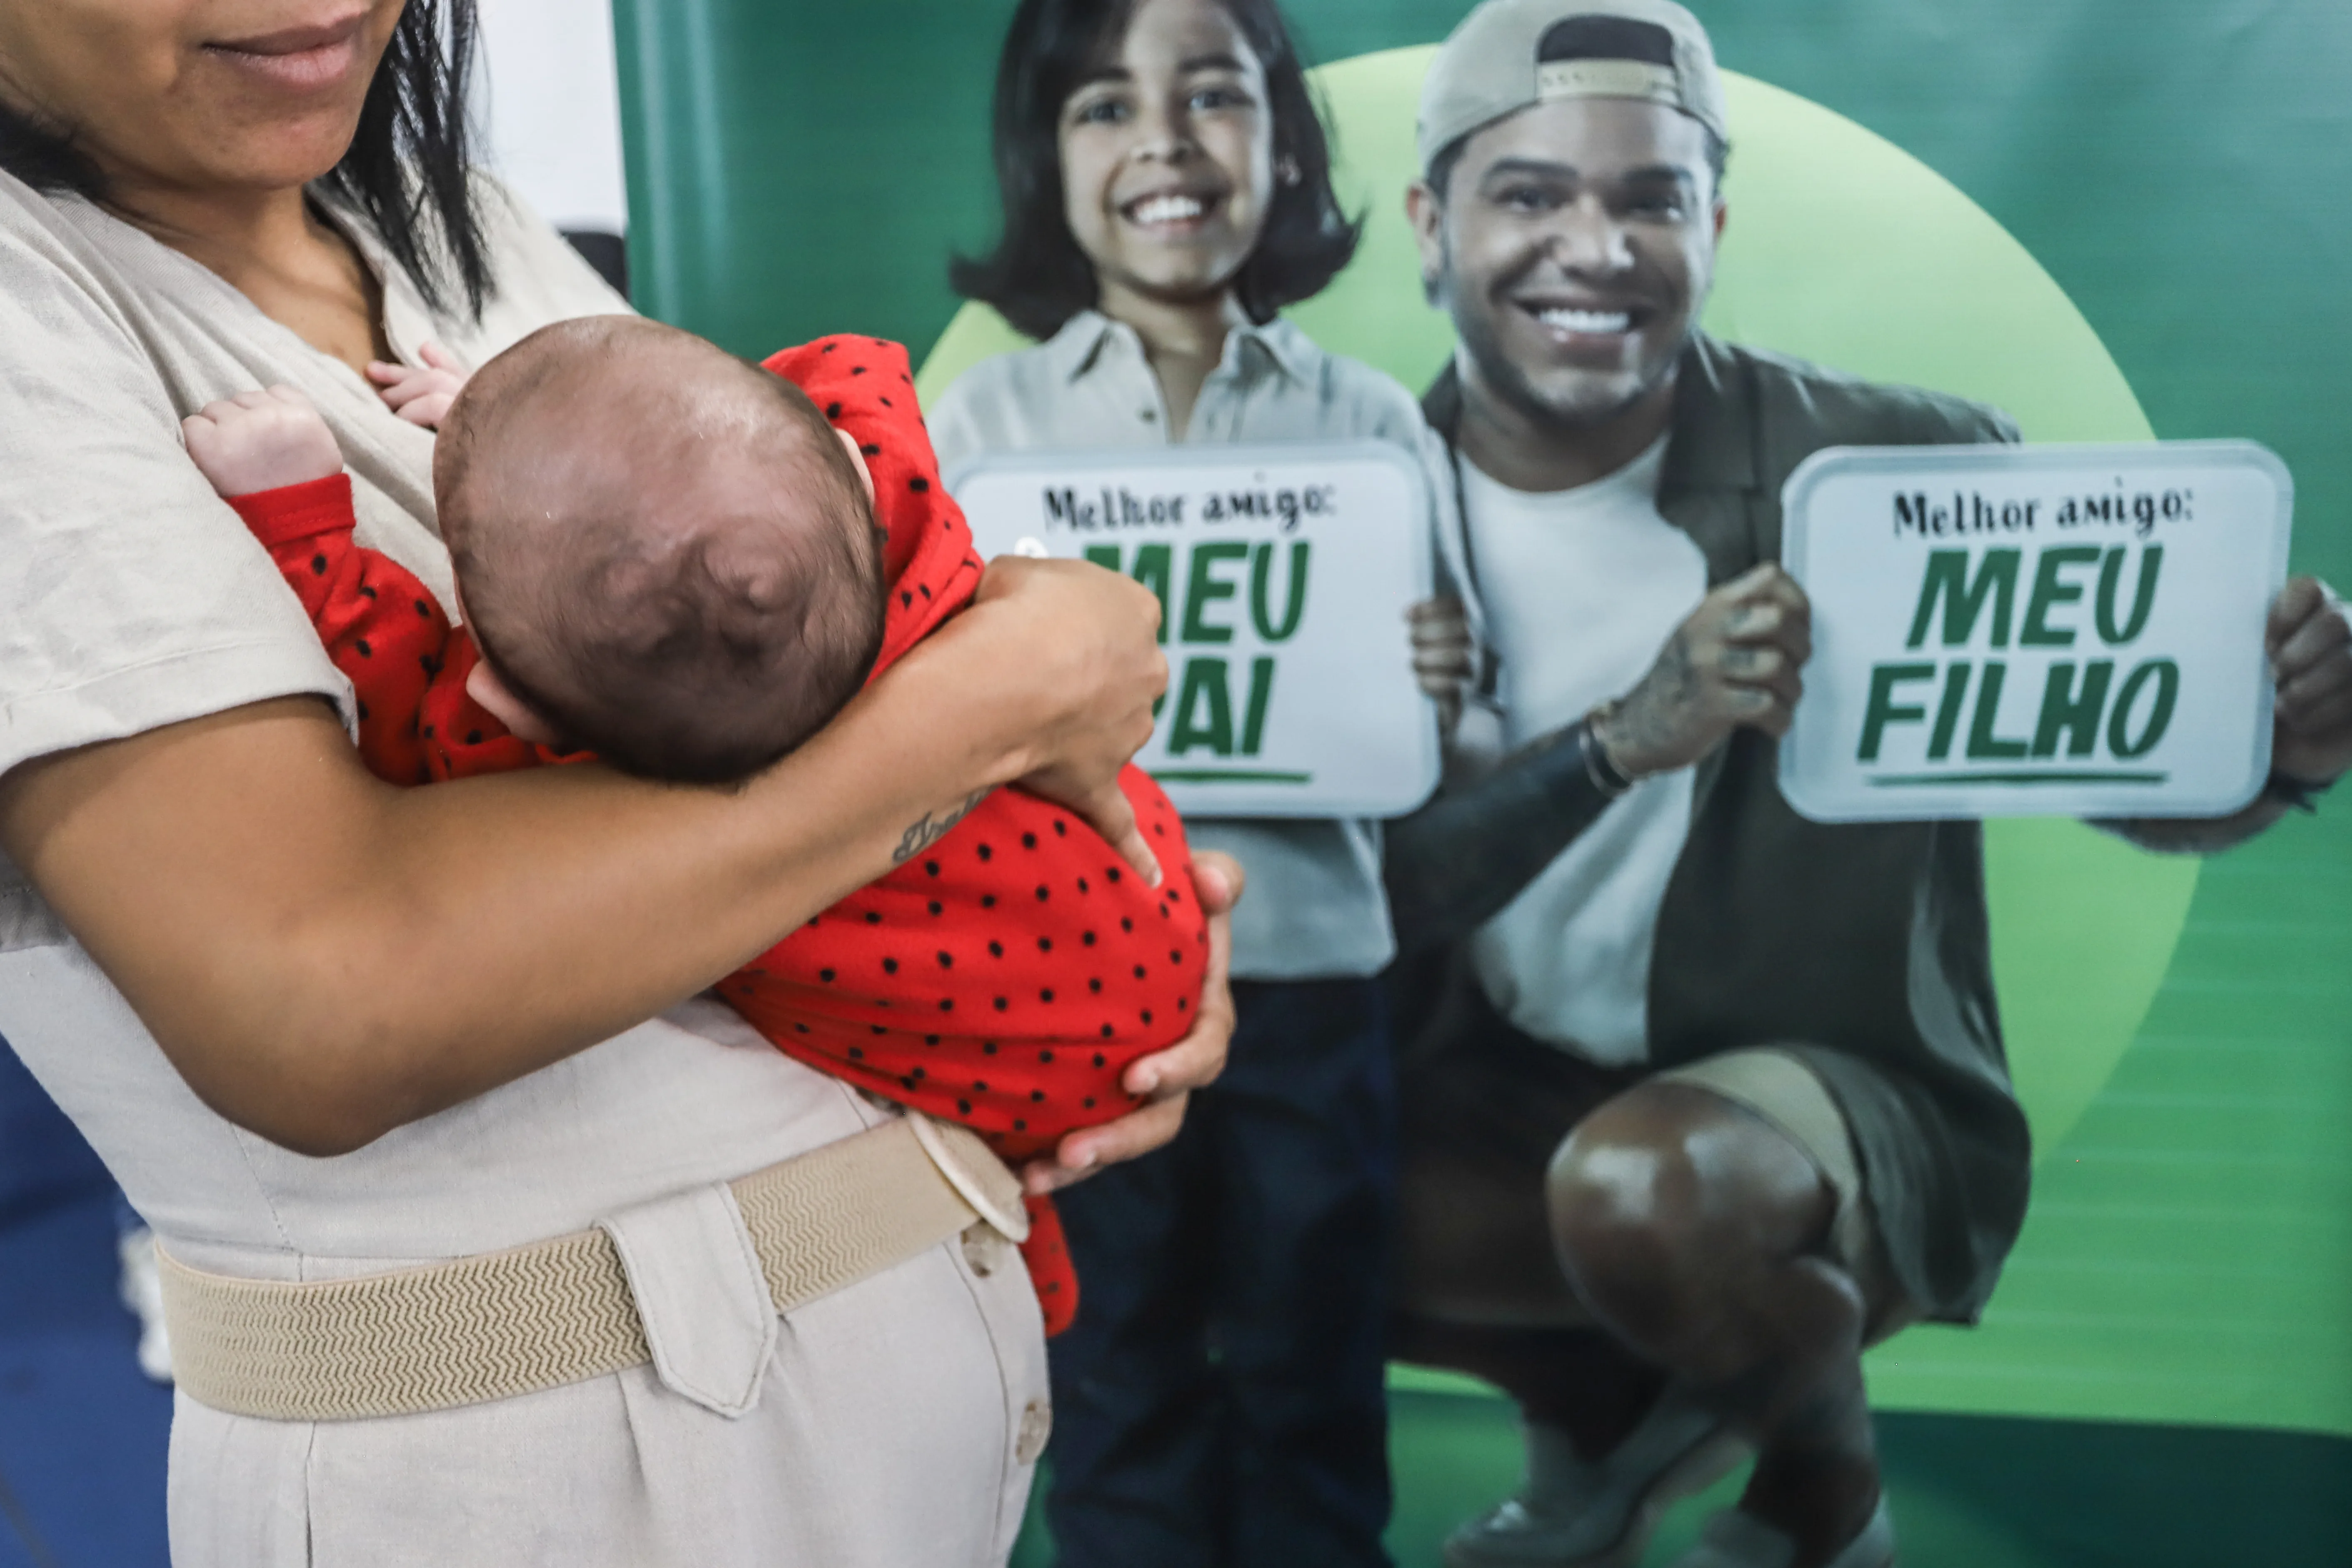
1508, 291, 1657, 352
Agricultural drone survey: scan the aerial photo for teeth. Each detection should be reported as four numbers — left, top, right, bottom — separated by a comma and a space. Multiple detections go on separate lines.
1536, 307, 1632, 334
1129, 194, 1206, 225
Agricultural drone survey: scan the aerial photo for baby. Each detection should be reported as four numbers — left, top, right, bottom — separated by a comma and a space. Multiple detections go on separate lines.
184, 318, 1207, 1333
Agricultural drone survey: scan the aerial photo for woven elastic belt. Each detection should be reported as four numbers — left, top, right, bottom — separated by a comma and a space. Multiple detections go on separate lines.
157, 1114, 1028, 1423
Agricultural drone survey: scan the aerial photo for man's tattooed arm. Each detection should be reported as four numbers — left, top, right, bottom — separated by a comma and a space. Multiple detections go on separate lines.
1601, 627, 1699, 766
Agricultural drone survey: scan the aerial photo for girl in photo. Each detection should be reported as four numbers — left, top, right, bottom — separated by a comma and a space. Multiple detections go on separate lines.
931, 1, 1471, 1562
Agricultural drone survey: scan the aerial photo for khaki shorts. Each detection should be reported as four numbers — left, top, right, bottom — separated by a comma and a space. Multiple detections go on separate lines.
1655, 1049, 1911, 1341
1400, 1020, 1913, 1340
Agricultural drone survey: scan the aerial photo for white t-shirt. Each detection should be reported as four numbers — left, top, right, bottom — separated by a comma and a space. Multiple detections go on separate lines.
1459, 439, 1709, 1066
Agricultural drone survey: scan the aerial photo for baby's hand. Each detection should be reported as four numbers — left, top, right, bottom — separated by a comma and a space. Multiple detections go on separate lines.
182, 385, 344, 498
367, 341, 469, 429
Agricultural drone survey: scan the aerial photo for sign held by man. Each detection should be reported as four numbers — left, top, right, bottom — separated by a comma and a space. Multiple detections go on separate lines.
1779, 441, 2293, 820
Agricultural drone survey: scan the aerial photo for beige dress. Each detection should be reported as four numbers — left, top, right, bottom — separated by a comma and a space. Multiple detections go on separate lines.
0, 168, 1045, 1567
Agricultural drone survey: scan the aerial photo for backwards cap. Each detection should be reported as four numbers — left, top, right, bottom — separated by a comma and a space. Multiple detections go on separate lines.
1418, 0, 1728, 177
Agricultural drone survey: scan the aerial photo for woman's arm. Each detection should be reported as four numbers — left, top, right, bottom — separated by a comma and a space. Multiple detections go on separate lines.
0, 559, 1171, 1158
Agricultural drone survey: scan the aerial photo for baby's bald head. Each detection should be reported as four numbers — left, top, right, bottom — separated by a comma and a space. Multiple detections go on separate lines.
435, 317, 884, 784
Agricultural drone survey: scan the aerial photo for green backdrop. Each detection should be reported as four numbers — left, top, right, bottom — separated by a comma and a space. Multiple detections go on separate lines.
609, 1, 2352, 1561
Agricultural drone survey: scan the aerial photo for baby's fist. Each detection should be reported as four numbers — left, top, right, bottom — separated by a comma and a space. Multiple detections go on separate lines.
367, 341, 469, 429
182, 385, 343, 498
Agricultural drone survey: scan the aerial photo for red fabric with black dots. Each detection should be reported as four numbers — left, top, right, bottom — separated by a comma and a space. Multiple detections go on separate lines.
225, 336, 1206, 1336
227, 474, 554, 783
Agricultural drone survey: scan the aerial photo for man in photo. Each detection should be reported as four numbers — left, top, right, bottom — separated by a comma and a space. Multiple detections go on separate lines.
1381, 3, 2352, 1566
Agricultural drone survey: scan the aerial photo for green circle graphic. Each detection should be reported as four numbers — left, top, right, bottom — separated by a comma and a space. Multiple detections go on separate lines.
917, 51, 2198, 1158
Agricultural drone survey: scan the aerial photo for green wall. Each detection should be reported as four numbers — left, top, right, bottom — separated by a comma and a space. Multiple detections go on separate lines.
610, 0, 2352, 1443
609, 0, 2352, 608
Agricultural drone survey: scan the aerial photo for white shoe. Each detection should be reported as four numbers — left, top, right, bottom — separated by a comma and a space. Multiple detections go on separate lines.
117, 1224, 174, 1384
1662, 1497, 1896, 1568
1442, 1388, 1750, 1568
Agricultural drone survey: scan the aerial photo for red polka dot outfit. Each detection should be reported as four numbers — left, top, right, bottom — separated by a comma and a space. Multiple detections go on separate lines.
225, 336, 1206, 1335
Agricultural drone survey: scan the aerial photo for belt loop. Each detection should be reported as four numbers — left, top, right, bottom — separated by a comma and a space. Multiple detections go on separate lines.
597, 1183, 778, 1418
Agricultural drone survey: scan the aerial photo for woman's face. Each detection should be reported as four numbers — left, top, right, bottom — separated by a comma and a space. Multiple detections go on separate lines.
1056, 0, 1276, 313
0, 0, 404, 195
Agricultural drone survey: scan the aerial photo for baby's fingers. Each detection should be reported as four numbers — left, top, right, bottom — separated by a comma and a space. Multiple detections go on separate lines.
393, 392, 457, 429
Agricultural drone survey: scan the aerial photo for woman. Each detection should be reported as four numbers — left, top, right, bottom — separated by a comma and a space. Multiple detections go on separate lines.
0, 3, 1235, 1564
929, 0, 1474, 1561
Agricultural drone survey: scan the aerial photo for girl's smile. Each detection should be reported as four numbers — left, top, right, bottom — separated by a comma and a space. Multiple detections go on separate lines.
1058, 0, 1274, 312
1116, 180, 1231, 235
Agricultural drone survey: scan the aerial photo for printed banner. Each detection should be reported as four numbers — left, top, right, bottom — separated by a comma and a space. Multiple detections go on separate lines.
1779, 441, 2292, 821
946, 443, 1439, 817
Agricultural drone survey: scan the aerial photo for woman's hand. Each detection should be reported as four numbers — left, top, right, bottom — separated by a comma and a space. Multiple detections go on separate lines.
949, 555, 1171, 881
1021, 851, 1243, 1194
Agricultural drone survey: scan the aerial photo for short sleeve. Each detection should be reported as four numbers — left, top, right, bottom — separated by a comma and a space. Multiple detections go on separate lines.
0, 203, 350, 783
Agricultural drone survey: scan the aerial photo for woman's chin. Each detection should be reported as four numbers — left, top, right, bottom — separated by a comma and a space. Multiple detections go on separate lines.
187, 113, 370, 193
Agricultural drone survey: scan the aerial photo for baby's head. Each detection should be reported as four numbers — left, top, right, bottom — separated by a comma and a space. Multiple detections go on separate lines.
434, 317, 885, 784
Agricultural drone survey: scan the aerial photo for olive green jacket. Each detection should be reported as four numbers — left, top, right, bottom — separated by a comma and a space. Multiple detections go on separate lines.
1399, 331, 2031, 1321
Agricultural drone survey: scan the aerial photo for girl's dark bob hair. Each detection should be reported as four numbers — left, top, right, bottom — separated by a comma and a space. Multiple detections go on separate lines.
951, 0, 1361, 342
0, 0, 492, 317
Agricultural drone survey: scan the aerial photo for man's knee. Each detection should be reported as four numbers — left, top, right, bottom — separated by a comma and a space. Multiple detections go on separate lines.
1543, 1083, 1838, 1366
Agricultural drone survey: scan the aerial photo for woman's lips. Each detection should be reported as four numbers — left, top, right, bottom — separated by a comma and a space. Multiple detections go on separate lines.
202, 12, 368, 93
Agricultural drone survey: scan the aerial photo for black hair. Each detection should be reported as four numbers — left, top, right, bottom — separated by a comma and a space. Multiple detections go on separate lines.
0, 0, 492, 316
1425, 14, 1730, 201
479, 501, 886, 788
950, 0, 1361, 341
440, 318, 885, 787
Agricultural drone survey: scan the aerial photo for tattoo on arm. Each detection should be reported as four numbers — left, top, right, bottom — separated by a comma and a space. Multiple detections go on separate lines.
1615, 630, 1698, 756
893, 789, 991, 863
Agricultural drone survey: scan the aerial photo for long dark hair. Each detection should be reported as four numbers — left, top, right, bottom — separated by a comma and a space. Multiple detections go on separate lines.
0, 0, 492, 316
950, 0, 1361, 341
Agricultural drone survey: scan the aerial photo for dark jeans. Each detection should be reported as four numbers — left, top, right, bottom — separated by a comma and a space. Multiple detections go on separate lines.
1044, 976, 1398, 1568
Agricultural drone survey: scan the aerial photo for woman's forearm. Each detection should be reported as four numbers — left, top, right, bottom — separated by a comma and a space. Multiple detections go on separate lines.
0, 562, 1164, 1155
3, 687, 1002, 1153
1384, 722, 1615, 956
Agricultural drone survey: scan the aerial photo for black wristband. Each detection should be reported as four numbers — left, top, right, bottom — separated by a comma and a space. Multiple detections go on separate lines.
1577, 717, 1635, 799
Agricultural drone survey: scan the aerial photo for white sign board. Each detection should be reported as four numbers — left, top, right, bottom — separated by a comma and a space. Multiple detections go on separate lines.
945, 442, 1439, 818
1779, 441, 2292, 821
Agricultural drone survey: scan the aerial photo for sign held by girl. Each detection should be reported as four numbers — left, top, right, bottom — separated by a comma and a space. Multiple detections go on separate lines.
950, 441, 1443, 815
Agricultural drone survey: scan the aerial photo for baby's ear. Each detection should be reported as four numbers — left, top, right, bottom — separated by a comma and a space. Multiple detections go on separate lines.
835, 425, 876, 502
464, 656, 564, 746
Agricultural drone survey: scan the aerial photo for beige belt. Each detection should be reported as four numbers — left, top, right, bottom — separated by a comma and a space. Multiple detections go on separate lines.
158, 1114, 1029, 1423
